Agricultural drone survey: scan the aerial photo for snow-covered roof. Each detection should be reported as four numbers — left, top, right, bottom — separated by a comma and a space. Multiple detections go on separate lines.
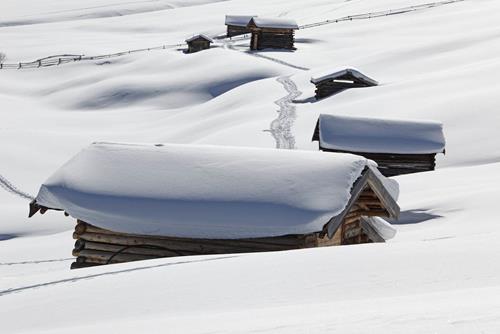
185, 34, 214, 43
314, 114, 446, 154
310, 68, 378, 85
225, 15, 256, 27
33, 142, 381, 239
249, 17, 299, 29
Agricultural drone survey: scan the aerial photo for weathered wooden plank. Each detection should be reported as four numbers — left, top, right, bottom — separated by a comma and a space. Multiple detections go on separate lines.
74, 249, 156, 264
75, 222, 305, 250
75, 239, 183, 258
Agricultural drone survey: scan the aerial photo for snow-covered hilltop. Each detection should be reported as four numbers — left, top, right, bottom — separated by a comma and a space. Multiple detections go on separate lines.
1, 0, 500, 333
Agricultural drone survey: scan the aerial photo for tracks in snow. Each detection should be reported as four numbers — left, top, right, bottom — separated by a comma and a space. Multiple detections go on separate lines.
223, 41, 305, 149
267, 76, 303, 150
0, 174, 35, 201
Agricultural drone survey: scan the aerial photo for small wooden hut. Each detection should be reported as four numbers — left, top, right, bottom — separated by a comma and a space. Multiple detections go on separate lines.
247, 17, 299, 50
29, 142, 399, 268
225, 15, 256, 37
185, 34, 213, 53
311, 68, 378, 99
312, 114, 446, 177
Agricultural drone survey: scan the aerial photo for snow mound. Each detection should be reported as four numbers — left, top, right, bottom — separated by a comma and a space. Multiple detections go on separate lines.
34, 142, 372, 239
316, 114, 446, 154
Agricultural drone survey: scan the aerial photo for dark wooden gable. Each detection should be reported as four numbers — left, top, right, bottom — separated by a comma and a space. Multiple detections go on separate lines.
313, 71, 377, 99
186, 36, 212, 53
322, 166, 399, 239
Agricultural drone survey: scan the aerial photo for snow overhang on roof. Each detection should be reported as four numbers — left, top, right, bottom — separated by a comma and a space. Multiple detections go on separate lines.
310, 68, 379, 86
225, 15, 257, 27
314, 114, 446, 155
31, 142, 381, 239
185, 34, 214, 43
249, 17, 299, 30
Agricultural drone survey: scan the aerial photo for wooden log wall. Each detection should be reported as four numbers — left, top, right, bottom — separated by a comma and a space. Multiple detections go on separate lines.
251, 30, 295, 50
320, 149, 437, 177
227, 25, 251, 37
315, 81, 368, 99
314, 74, 373, 99
187, 41, 211, 53
71, 188, 387, 268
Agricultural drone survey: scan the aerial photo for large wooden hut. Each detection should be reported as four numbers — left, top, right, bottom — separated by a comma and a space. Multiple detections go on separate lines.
225, 15, 256, 37
29, 142, 399, 268
312, 114, 446, 177
185, 34, 213, 53
247, 17, 299, 50
311, 68, 378, 99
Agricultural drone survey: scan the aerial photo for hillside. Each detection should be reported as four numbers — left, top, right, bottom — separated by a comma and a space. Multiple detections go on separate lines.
1, 0, 499, 332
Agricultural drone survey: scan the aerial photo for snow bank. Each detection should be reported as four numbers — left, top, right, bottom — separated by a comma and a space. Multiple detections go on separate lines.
362, 216, 397, 240
310, 67, 378, 85
34, 142, 371, 239
316, 114, 446, 154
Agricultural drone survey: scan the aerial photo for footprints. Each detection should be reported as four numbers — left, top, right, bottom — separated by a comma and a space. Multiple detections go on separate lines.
267, 76, 303, 150
0, 174, 34, 201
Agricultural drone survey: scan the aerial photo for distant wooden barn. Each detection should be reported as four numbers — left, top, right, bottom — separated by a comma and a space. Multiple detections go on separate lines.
29, 142, 399, 268
185, 34, 213, 53
247, 17, 299, 50
225, 15, 256, 37
312, 114, 446, 177
311, 68, 378, 99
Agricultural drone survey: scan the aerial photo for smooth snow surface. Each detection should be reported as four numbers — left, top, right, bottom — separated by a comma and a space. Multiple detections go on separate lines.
35, 142, 370, 238
316, 114, 446, 154
2, 0, 500, 332
310, 67, 378, 85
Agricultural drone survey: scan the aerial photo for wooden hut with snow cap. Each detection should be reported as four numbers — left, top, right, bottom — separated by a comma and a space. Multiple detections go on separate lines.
29, 142, 400, 268
311, 68, 378, 99
185, 34, 213, 53
312, 114, 446, 177
225, 15, 256, 37
247, 17, 299, 50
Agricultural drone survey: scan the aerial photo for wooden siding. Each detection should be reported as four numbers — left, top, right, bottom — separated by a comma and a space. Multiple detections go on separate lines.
320, 147, 437, 177
187, 39, 211, 53
227, 25, 251, 37
313, 72, 376, 99
250, 29, 295, 50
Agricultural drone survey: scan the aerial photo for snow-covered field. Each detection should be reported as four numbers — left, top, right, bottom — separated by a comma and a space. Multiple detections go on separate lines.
1, 0, 500, 332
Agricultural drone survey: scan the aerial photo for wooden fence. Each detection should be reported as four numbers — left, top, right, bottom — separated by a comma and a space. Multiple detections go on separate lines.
0, 0, 465, 70
0, 43, 184, 70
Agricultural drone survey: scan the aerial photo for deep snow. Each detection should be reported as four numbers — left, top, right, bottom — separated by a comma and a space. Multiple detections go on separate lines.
1, 0, 500, 332
34, 142, 378, 238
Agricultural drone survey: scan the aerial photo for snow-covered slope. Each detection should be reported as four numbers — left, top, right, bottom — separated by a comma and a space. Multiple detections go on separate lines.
1, 0, 500, 332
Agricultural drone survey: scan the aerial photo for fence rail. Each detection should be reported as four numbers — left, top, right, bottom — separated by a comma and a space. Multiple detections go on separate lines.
298, 0, 464, 29
0, 43, 185, 70
0, 0, 465, 70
